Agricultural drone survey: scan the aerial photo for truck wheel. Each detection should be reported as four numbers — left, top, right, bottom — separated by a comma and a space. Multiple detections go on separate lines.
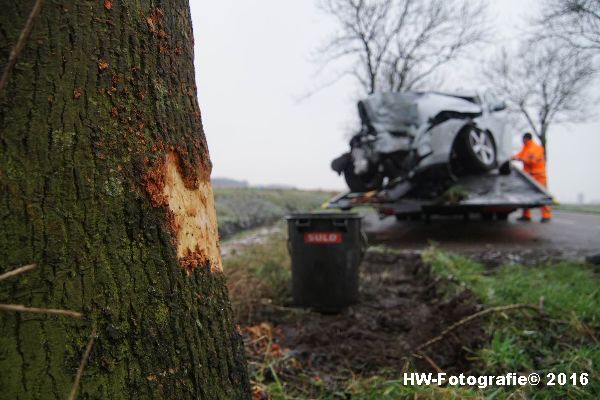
456, 127, 497, 172
343, 162, 383, 193
409, 213, 422, 221
481, 212, 494, 221
496, 212, 510, 221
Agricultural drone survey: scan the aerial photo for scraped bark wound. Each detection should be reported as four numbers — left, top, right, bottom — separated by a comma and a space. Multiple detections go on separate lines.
0, 2, 249, 398
163, 152, 222, 273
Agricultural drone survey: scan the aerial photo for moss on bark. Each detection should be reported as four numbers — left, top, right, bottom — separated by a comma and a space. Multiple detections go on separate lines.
0, 1, 249, 398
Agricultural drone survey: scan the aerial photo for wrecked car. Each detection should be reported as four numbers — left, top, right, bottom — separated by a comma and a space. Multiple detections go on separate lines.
331, 91, 511, 193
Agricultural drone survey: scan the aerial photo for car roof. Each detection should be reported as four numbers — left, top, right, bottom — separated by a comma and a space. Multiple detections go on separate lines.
421, 91, 479, 103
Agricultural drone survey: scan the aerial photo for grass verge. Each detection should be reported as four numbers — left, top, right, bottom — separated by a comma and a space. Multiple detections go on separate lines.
555, 204, 600, 214
223, 226, 292, 325
214, 188, 332, 239
423, 248, 599, 399
224, 232, 599, 399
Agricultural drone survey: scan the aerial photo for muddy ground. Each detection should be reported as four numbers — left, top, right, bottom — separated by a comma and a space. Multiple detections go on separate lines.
245, 251, 486, 391
231, 211, 600, 397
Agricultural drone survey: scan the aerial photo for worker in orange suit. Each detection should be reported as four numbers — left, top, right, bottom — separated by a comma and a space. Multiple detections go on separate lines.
512, 133, 552, 222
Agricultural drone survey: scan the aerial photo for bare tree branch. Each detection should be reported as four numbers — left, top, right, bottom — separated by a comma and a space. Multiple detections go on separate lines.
0, 304, 83, 318
0, 0, 45, 96
316, 0, 489, 95
535, 0, 600, 52
483, 42, 597, 153
68, 328, 97, 400
0, 264, 36, 282
414, 304, 540, 352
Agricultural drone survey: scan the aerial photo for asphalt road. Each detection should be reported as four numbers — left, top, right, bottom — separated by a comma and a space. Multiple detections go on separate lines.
362, 210, 600, 259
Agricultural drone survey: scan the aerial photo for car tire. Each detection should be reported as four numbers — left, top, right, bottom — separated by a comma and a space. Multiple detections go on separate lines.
455, 126, 497, 172
343, 162, 383, 193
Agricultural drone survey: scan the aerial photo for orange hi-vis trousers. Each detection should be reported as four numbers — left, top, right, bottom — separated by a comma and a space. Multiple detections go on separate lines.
522, 173, 552, 219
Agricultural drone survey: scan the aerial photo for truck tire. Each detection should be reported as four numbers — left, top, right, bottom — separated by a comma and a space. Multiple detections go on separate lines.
496, 212, 510, 221
455, 126, 497, 172
481, 212, 494, 221
343, 162, 383, 193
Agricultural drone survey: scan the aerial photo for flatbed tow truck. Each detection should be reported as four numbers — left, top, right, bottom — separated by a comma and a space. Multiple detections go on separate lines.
327, 165, 555, 221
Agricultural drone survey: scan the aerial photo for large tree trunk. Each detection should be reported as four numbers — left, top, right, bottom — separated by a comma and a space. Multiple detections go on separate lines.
0, 1, 249, 399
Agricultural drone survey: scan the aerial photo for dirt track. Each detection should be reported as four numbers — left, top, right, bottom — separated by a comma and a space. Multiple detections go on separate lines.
238, 210, 599, 395
362, 210, 600, 262
282, 252, 482, 371
245, 251, 485, 391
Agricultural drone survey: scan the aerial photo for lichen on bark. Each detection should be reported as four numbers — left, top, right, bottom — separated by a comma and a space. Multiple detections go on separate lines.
0, 1, 249, 399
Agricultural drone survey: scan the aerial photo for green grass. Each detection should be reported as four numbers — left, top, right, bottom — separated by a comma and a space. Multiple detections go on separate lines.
325, 376, 480, 400
423, 248, 600, 399
555, 204, 600, 214
223, 228, 292, 323
330, 250, 600, 400
214, 188, 331, 239
423, 249, 600, 321
226, 235, 599, 399
478, 332, 534, 373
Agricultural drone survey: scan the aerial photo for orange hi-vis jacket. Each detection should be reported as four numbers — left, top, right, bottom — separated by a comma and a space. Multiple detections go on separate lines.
514, 140, 547, 179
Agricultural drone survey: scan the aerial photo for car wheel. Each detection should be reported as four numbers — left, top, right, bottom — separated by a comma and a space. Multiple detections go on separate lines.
343, 162, 383, 193
456, 127, 497, 172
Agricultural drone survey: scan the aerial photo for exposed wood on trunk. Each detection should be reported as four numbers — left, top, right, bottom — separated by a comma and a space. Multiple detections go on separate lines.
0, 1, 249, 398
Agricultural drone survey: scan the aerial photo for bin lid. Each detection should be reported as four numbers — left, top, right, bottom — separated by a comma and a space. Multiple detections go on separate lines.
285, 212, 362, 220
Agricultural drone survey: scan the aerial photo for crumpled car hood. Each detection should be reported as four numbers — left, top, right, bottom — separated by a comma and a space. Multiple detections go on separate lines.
359, 92, 482, 135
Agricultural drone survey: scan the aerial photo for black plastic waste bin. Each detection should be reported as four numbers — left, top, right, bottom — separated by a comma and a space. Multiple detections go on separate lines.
285, 212, 366, 312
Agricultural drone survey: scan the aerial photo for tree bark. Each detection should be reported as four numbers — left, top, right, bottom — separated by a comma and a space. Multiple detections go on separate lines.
0, 1, 249, 399
540, 130, 548, 159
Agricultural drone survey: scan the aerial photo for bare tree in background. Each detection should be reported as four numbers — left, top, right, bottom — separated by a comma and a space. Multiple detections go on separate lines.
316, 0, 488, 95
537, 0, 600, 52
483, 43, 597, 155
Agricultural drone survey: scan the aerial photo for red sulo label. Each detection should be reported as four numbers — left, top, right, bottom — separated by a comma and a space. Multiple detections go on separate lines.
304, 232, 343, 244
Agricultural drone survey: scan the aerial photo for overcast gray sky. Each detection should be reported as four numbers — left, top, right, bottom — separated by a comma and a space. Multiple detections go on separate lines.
190, 0, 600, 203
